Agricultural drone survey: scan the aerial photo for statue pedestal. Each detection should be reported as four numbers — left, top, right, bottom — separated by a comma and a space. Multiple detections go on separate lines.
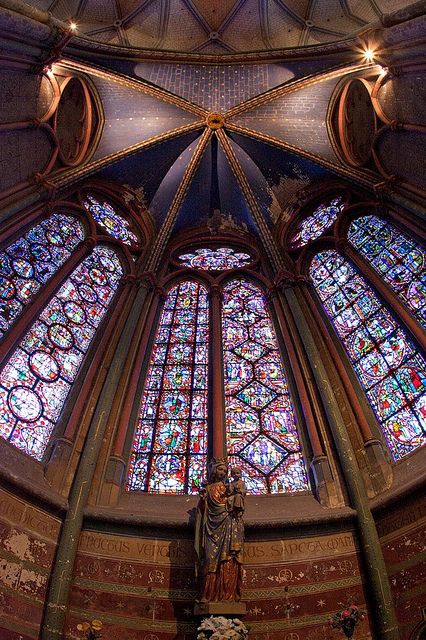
194, 601, 247, 616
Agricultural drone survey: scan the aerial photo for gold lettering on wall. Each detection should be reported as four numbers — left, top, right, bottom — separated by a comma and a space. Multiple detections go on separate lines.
77, 530, 356, 565
0, 488, 60, 542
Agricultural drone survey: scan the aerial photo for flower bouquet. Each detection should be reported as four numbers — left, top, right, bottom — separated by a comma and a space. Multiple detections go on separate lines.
329, 603, 366, 638
197, 616, 249, 640
76, 619, 103, 640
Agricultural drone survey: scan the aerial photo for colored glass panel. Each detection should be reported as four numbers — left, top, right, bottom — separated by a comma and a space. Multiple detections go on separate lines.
127, 281, 208, 494
0, 247, 123, 460
348, 215, 426, 329
83, 194, 140, 247
290, 197, 344, 248
222, 278, 308, 494
310, 250, 426, 460
0, 214, 84, 339
179, 247, 252, 271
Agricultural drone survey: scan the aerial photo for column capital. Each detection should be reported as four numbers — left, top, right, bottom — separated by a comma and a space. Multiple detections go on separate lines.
273, 271, 311, 291
82, 236, 96, 250
209, 283, 223, 300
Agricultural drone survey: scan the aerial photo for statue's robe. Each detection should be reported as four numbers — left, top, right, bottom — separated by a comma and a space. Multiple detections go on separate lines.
195, 480, 244, 602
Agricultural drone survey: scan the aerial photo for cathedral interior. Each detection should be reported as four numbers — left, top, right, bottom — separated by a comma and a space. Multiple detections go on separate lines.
0, 0, 425, 638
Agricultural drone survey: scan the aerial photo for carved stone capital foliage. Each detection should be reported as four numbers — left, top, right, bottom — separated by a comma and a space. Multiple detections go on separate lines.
33, 173, 57, 198
374, 175, 400, 199
82, 236, 96, 250
209, 284, 223, 300
138, 271, 158, 291
274, 270, 311, 292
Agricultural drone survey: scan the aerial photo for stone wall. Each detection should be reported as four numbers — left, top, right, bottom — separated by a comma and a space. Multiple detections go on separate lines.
377, 492, 426, 640
0, 487, 60, 639
64, 526, 372, 640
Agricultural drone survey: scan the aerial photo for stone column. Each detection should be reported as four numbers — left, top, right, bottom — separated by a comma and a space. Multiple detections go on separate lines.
40, 280, 152, 640
209, 283, 226, 460
282, 284, 399, 640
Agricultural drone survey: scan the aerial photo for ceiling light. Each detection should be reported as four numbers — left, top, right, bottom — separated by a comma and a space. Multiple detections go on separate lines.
363, 48, 375, 62
69, 21, 78, 31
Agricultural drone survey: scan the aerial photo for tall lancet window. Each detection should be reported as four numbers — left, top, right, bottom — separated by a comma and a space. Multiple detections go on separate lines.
0, 214, 85, 339
222, 279, 308, 494
348, 215, 425, 329
310, 250, 426, 460
127, 280, 209, 494
0, 246, 123, 459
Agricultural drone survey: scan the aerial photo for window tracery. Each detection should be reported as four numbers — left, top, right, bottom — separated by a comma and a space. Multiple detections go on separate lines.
127, 266, 309, 496
178, 247, 252, 271
310, 249, 426, 460
222, 278, 309, 494
348, 215, 425, 329
127, 280, 209, 494
290, 197, 344, 248
0, 246, 123, 459
0, 214, 85, 339
83, 194, 140, 247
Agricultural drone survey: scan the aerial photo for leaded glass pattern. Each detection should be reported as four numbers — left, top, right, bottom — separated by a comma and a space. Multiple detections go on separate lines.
310, 250, 426, 460
83, 195, 140, 247
290, 197, 344, 248
222, 278, 309, 494
0, 246, 123, 460
0, 214, 85, 340
348, 215, 425, 329
178, 248, 252, 271
127, 281, 209, 494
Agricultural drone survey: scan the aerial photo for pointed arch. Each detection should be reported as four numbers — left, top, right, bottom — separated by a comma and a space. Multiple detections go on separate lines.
310, 249, 426, 461
127, 279, 209, 494
0, 246, 123, 460
221, 277, 309, 494
0, 213, 85, 340
347, 215, 425, 329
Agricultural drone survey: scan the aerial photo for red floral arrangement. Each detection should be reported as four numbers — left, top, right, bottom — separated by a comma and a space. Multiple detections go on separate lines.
329, 601, 366, 638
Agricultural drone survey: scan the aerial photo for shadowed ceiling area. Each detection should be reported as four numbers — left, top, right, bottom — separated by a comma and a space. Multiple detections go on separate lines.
31, 0, 422, 52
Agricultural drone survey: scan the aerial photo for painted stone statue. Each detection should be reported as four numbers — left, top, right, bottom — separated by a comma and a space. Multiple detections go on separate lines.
195, 458, 246, 602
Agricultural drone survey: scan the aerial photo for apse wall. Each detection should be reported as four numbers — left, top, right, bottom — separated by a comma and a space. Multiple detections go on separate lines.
1, 490, 426, 639
0, 4, 426, 640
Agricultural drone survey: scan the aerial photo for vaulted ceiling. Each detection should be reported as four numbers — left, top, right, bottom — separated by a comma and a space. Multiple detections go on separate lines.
35, 0, 420, 52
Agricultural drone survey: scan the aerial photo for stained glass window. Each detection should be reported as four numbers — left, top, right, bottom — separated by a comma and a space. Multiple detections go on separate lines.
178, 247, 252, 271
310, 250, 426, 460
83, 194, 140, 247
0, 246, 123, 459
290, 197, 344, 248
348, 215, 425, 329
0, 214, 85, 340
127, 281, 208, 494
222, 278, 309, 494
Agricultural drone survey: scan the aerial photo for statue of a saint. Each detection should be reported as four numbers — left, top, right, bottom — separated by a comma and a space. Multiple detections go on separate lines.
195, 458, 246, 603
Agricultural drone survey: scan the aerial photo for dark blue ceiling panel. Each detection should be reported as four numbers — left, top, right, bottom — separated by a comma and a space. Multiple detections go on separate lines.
216, 140, 259, 236
89, 74, 199, 161
230, 133, 333, 187
79, 57, 343, 113
172, 140, 213, 234
149, 135, 203, 228
96, 129, 201, 218
227, 137, 275, 229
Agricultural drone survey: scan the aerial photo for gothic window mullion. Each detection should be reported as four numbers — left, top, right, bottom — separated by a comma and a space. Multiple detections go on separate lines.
345, 215, 426, 348
127, 280, 209, 494
310, 249, 426, 461
145, 286, 178, 492
222, 277, 309, 495
0, 246, 123, 459
0, 213, 87, 355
